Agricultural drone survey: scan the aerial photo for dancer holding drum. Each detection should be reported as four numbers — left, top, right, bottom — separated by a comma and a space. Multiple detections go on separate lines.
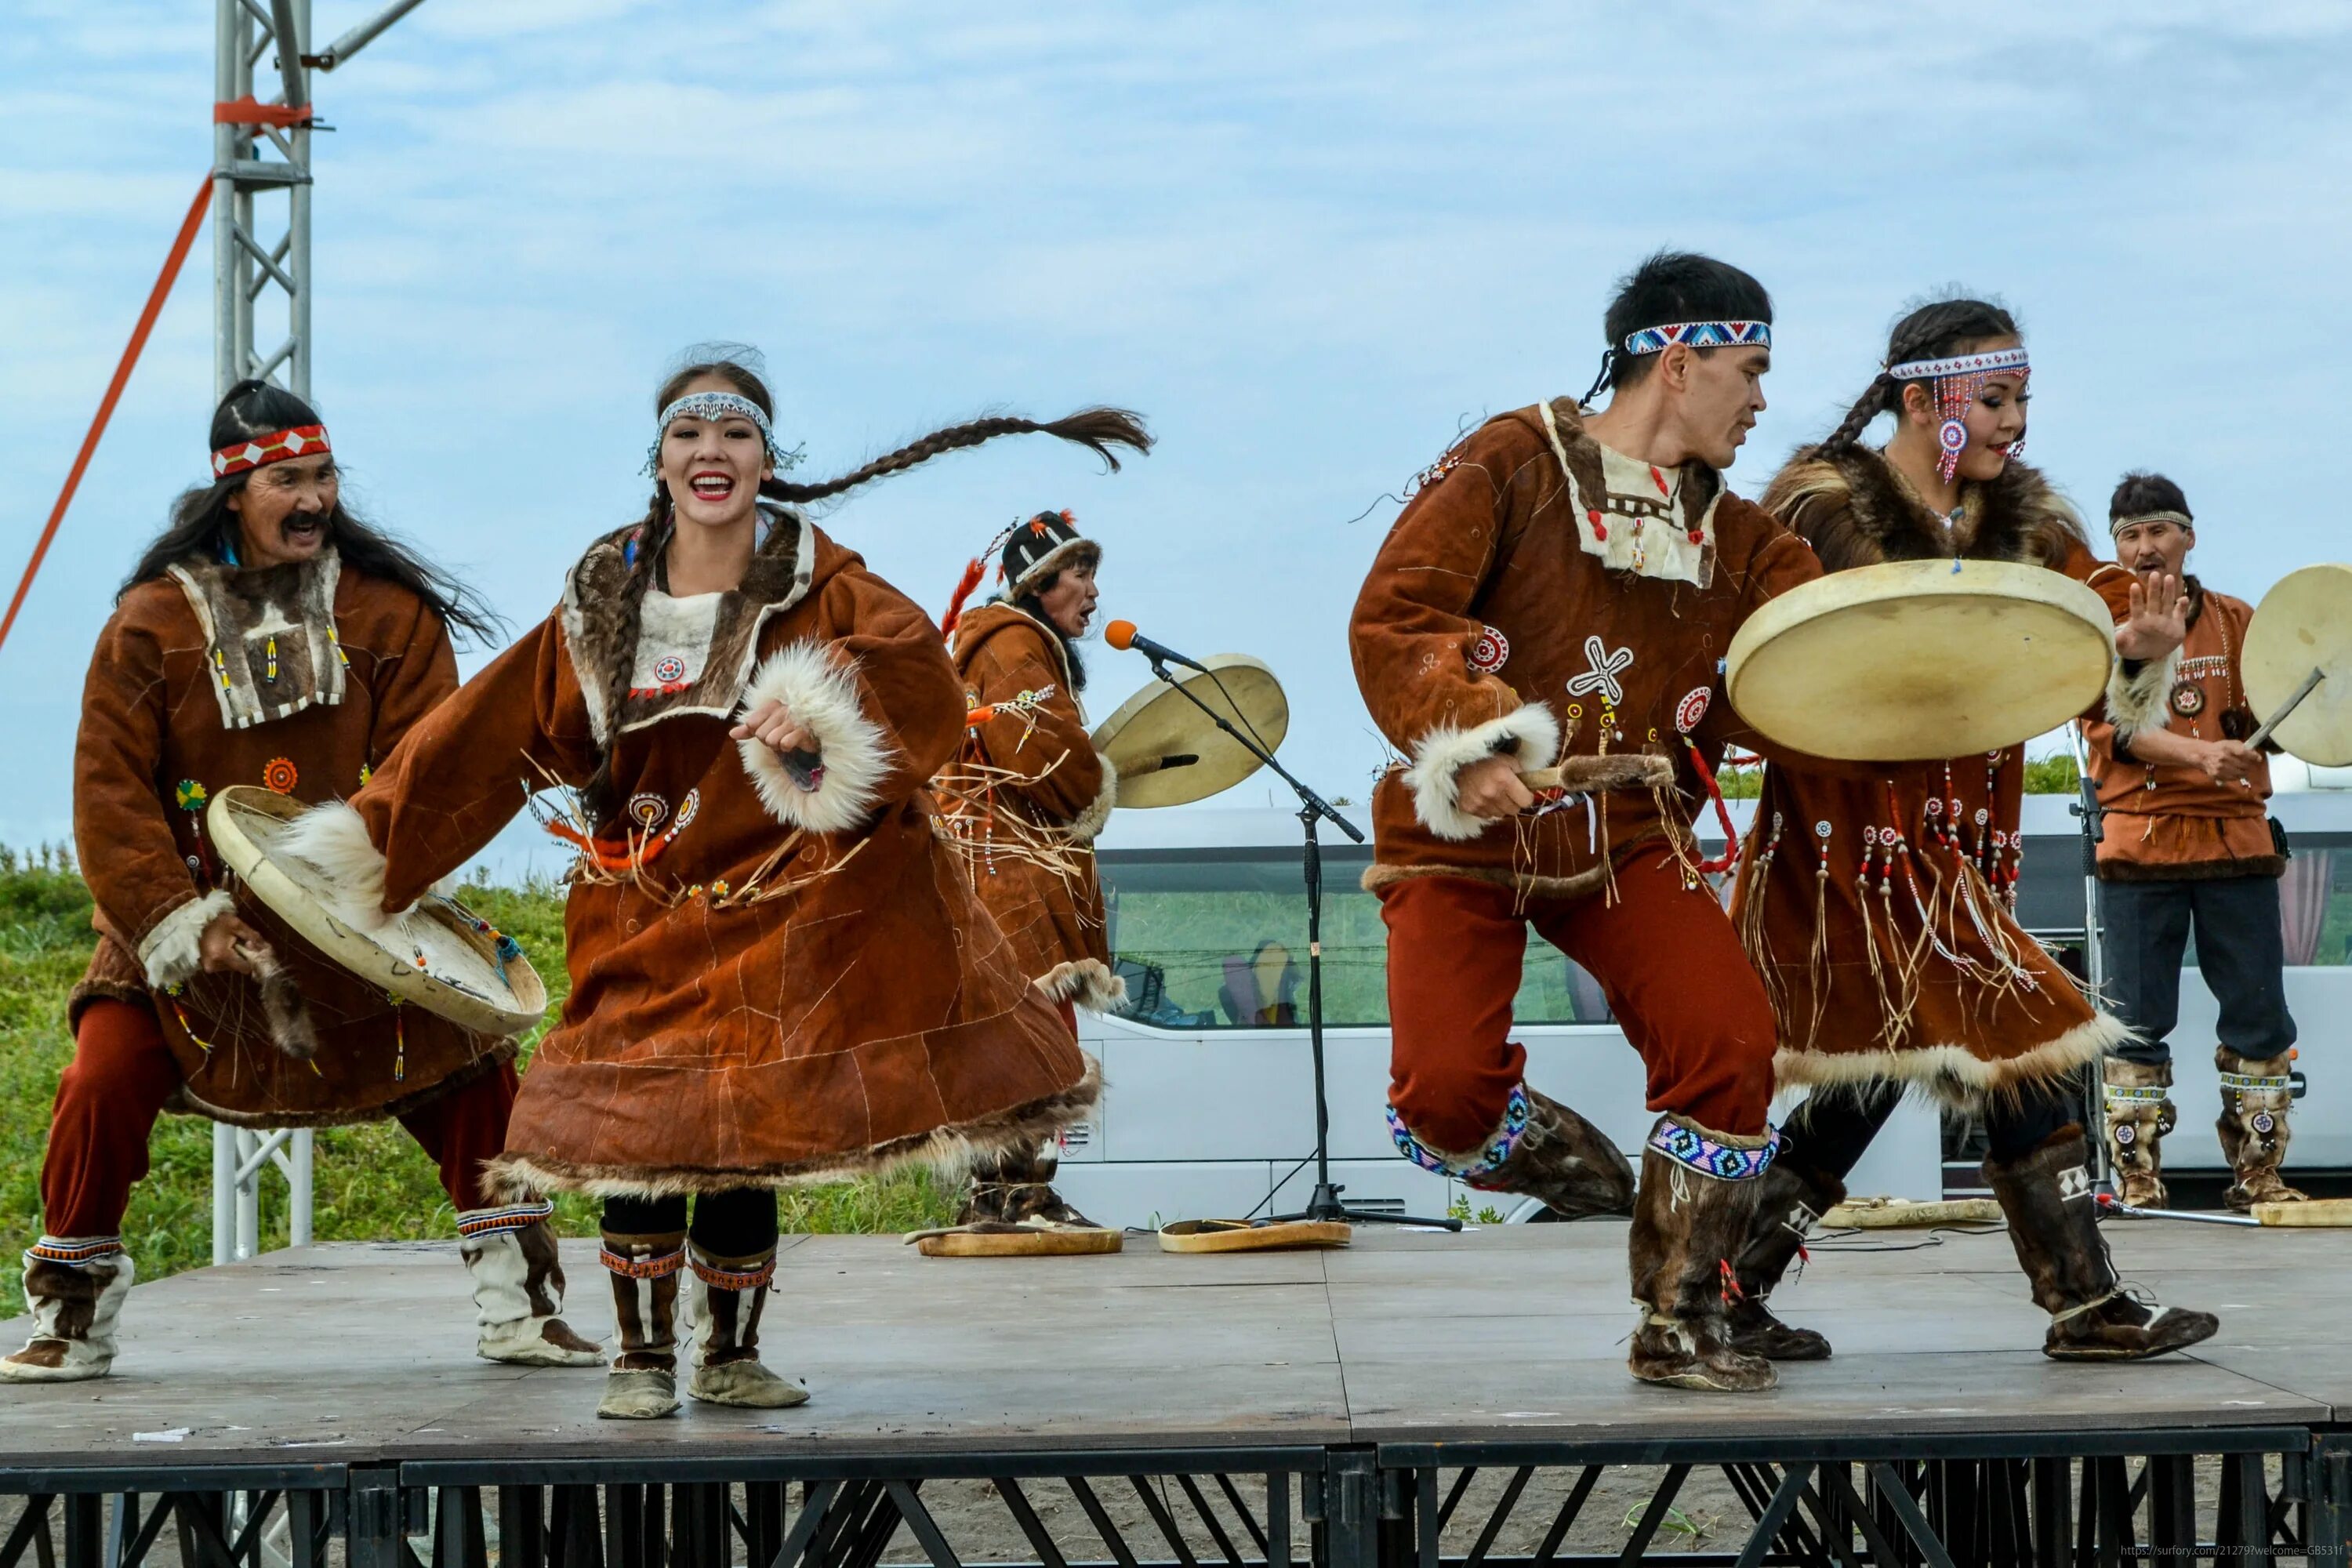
5, 379, 599, 1383
2081, 476, 2304, 1211
1354, 252, 1820, 1393
1722, 299, 2218, 1363
937, 510, 1120, 1232
280, 349, 1144, 1418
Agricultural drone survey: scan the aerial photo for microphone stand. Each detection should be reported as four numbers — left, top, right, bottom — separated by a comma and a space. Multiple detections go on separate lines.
1135, 653, 1460, 1231
2067, 724, 2110, 1181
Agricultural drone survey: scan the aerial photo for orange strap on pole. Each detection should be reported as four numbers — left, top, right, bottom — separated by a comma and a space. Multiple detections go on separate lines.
0, 176, 212, 659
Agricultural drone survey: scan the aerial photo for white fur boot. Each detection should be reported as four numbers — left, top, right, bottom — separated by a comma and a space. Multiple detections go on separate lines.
459, 1207, 604, 1367
0, 1240, 135, 1383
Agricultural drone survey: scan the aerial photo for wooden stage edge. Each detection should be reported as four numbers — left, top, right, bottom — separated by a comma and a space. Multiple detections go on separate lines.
1, 1222, 2347, 1473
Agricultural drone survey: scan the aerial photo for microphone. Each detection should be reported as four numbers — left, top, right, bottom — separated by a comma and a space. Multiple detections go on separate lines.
1104, 619, 1208, 672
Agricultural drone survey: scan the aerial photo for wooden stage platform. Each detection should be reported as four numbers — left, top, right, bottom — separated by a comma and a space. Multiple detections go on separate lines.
3, 1224, 2349, 1566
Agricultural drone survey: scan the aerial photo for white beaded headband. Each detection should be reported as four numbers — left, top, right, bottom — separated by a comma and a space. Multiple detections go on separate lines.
1887, 346, 2030, 380
643, 391, 804, 477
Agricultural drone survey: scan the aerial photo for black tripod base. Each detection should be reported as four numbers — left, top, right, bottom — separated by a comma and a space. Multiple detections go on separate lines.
1270, 1181, 1463, 1232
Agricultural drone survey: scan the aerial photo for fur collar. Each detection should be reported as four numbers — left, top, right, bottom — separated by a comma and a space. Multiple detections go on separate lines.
561, 507, 821, 744
1521, 398, 1726, 587
167, 549, 346, 730
1760, 445, 2085, 575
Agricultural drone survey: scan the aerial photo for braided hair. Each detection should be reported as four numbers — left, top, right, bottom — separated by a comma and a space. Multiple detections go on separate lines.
1818, 297, 2020, 454
586, 354, 1151, 818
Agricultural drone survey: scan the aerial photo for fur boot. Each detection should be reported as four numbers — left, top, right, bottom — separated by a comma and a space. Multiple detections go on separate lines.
958, 1138, 1102, 1229
2216, 1049, 2307, 1211
459, 1209, 604, 1367
1626, 1115, 1778, 1393
1725, 1159, 1844, 1361
685, 1244, 808, 1409
1388, 1084, 1636, 1220
1983, 1127, 2218, 1360
0, 1242, 134, 1383
597, 1232, 685, 1420
2100, 1059, 2175, 1208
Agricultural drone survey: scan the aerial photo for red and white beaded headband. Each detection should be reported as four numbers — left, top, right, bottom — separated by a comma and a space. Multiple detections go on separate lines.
1886, 347, 2030, 482
212, 424, 331, 479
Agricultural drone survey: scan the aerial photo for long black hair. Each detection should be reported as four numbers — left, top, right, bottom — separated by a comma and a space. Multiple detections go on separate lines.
122, 379, 504, 646
1010, 586, 1088, 694
1818, 297, 2020, 455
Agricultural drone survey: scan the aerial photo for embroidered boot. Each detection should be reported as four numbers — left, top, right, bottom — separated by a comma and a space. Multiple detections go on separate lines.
2216, 1049, 2307, 1211
459, 1205, 604, 1367
1725, 1159, 1843, 1361
1388, 1084, 1637, 1221
1626, 1115, 1778, 1393
1983, 1127, 2218, 1361
685, 1244, 809, 1408
0, 1239, 134, 1383
958, 1138, 1102, 1229
2100, 1059, 2175, 1209
597, 1232, 685, 1420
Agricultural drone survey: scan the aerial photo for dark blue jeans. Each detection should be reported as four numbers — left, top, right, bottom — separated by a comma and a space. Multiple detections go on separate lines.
2100, 873, 2296, 1067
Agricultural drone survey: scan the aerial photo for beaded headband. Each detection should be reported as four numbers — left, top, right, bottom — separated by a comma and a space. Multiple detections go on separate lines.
2111, 509, 2194, 538
212, 424, 331, 479
1887, 346, 2030, 380
1622, 320, 1772, 355
642, 391, 804, 477
1886, 347, 2031, 482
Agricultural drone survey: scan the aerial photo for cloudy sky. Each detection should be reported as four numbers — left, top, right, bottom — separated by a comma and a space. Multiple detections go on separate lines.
2, 3, 2345, 865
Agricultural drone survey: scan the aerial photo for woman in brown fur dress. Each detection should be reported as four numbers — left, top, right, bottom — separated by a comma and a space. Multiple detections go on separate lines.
1722, 299, 2217, 1365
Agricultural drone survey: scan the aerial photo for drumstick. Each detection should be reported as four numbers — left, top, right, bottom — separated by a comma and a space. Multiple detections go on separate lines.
1121, 753, 1200, 779
2246, 666, 2325, 750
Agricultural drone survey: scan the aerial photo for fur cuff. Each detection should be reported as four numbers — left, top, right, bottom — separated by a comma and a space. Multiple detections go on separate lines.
136, 889, 236, 989
278, 800, 399, 934
1069, 756, 1117, 844
735, 641, 896, 835
1036, 958, 1127, 1014
1402, 702, 1563, 842
2106, 644, 2180, 732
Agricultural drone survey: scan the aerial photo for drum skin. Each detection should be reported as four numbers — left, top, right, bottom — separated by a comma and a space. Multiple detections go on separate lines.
1091, 654, 1290, 808
1725, 558, 2113, 761
2244, 563, 2352, 766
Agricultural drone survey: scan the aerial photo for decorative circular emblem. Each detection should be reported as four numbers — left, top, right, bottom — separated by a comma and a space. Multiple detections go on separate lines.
1974, 807, 1990, 826
1674, 686, 1711, 735
1863, 826, 1880, 846
262, 757, 299, 795
673, 789, 701, 829
1926, 797, 1944, 817
628, 793, 669, 829
2252, 1111, 2276, 1135
1937, 419, 1969, 456
175, 779, 208, 811
653, 654, 688, 686
2115, 1123, 2136, 1145
2169, 680, 2205, 717
1816, 820, 1832, 838
1468, 625, 1509, 674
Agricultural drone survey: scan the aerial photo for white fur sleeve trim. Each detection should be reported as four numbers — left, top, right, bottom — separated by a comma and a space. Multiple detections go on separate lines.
136, 889, 237, 989
1068, 755, 1117, 845
2105, 644, 2181, 733
735, 641, 896, 835
278, 800, 399, 934
1402, 702, 1563, 842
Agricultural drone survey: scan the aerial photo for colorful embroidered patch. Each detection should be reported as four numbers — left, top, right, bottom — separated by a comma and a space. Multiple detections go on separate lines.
262, 757, 299, 795
454, 1200, 554, 1239
175, 779, 208, 811
25, 1236, 124, 1266
599, 1245, 688, 1279
1468, 625, 1510, 673
1646, 1116, 1780, 1181
1388, 1083, 1531, 1186
1674, 687, 1711, 735
628, 792, 670, 829
1565, 635, 1633, 705
653, 654, 688, 685
2170, 681, 2205, 717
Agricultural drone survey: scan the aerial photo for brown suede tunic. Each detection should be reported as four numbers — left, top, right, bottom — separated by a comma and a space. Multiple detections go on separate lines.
71, 550, 506, 1127
943, 603, 1117, 1010
1733, 447, 2124, 1096
2079, 572, 2279, 880
1350, 399, 1821, 900
337, 513, 1094, 1196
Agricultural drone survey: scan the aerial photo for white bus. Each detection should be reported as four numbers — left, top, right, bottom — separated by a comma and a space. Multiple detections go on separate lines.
1051, 779, 2352, 1229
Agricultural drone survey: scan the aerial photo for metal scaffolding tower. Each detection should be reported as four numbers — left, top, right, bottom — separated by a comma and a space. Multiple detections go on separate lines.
208, 0, 423, 1265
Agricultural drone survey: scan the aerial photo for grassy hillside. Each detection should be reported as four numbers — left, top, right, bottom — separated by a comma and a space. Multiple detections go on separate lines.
0, 849, 956, 1319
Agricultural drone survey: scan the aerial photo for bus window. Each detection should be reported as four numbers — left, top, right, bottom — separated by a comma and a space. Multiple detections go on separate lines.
1099, 848, 1614, 1028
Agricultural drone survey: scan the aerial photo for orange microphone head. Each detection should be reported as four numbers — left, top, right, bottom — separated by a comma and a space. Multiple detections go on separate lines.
1104, 619, 1138, 651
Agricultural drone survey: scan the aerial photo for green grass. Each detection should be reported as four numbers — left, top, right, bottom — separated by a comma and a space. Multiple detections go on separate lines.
0, 851, 956, 1319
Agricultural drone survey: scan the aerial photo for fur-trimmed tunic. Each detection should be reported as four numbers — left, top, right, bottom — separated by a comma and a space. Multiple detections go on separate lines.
1732, 447, 2127, 1095
1350, 399, 1821, 899
943, 603, 1120, 1012
294, 512, 1094, 1197
2078, 573, 2281, 880
71, 551, 509, 1127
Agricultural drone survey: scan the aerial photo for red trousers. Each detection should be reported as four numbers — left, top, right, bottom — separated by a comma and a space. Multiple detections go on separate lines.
1380, 841, 1777, 1152
41, 1000, 520, 1237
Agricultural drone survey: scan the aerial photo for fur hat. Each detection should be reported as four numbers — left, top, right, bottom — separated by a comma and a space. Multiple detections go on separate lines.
941, 510, 1100, 636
